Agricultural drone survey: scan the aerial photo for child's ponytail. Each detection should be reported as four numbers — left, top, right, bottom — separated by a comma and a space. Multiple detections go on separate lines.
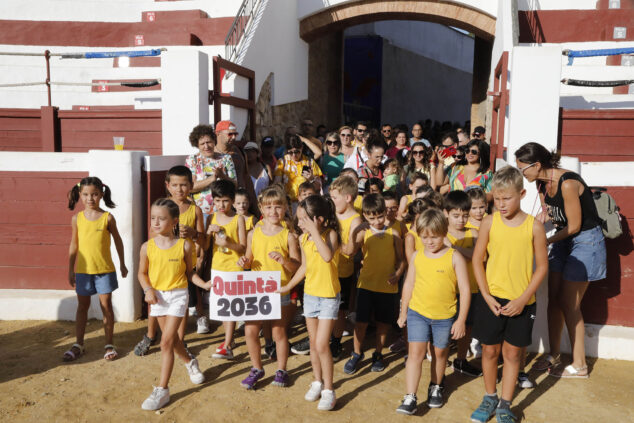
68, 184, 81, 210
102, 184, 116, 208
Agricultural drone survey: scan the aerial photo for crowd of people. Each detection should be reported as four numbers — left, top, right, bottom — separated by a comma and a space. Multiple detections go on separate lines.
63, 118, 607, 422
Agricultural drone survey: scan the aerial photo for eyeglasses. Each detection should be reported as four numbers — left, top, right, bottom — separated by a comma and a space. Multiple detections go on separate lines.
340, 133, 352, 137
356, 129, 366, 133
325, 140, 340, 146
467, 149, 480, 156
288, 149, 302, 155
519, 162, 537, 174
412, 150, 425, 156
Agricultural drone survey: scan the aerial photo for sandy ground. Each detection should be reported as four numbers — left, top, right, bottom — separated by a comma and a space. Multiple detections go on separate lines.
0, 318, 633, 423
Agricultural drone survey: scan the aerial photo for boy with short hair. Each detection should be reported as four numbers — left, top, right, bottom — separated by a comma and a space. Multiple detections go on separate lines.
328, 176, 363, 358
443, 191, 482, 378
343, 194, 406, 374
206, 179, 247, 359
339, 168, 364, 213
297, 181, 318, 202
469, 166, 548, 423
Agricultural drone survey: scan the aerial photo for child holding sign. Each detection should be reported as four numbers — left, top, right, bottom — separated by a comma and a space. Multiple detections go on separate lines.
138, 198, 212, 411
237, 186, 301, 389
279, 195, 341, 411
206, 180, 247, 360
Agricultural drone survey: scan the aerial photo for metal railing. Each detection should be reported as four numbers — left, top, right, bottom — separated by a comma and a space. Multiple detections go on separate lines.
224, 0, 258, 63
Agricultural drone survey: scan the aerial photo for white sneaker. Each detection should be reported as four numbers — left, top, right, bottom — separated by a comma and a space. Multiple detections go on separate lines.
342, 330, 351, 337
471, 338, 482, 359
197, 316, 210, 334
141, 386, 170, 410
188, 306, 198, 317
185, 358, 205, 384
304, 381, 323, 402
318, 389, 336, 411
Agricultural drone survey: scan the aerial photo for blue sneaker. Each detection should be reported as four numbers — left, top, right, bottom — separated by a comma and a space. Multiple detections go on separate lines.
496, 408, 517, 423
470, 395, 498, 422
240, 368, 265, 390
343, 352, 364, 374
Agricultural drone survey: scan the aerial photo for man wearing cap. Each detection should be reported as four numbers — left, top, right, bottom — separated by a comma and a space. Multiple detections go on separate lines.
260, 135, 277, 170
215, 120, 258, 212
472, 125, 486, 140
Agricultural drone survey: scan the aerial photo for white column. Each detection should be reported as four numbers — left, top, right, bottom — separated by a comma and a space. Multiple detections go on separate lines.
161, 49, 209, 155
88, 149, 148, 322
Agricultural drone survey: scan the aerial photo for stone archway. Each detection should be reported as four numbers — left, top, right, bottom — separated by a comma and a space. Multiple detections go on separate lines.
300, 0, 495, 131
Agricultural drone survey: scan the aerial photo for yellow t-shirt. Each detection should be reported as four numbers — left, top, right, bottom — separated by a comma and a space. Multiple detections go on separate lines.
251, 225, 291, 287
147, 238, 188, 291
338, 213, 360, 278
244, 215, 256, 232
179, 203, 198, 267
357, 227, 398, 294
409, 248, 457, 319
486, 212, 535, 303
273, 154, 323, 202
353, 195, 363, 214
302, 231, 340, 298
211, 214, 242, 272
407, 227, 423, 253
76, 211, 115, 274
447, 229, 478, 293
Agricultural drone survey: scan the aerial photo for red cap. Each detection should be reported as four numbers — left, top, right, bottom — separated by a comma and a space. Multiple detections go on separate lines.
215, 120, 238, 134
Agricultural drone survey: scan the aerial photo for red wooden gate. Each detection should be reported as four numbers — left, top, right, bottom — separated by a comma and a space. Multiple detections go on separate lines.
488, 51, 509, 170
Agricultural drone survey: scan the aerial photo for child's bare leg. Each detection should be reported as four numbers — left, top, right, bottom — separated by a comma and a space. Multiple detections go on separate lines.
245, 322, 263, 369
405, 342, 427, 394
98, 293, 115, 345
457, 326, 473, 360
315, 318, 336, 390
333, 310, 346, 338
431, 346, 449, 384
75, 295, 91, 345
177, 308, 188, 341
223, 321, 236, 346
501, 342, 521, 401
306, 317, 322, 382
156, 315, 189, 388
375, 322, 390, 354
263, 321, 273, 344
520, 346, 527, 371
482, 344, 501, 394
353, 322, 368, 355
147, 315, 158, 339
273, 305, 292, 370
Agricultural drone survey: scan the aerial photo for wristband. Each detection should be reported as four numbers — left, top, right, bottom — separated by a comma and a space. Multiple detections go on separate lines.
143, 287, 152, 294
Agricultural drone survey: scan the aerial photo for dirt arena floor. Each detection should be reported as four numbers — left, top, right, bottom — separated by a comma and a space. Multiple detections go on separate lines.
0, 318, 632, 423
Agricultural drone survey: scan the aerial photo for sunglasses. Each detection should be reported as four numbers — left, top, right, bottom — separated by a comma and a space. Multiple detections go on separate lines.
288, 149, 302, 155
467, 149, 480, 155
340, 133, 352, 137
326, 140, 340, 146
382, 129, 391, 133
519, 162, 537, 174
356, 129, 366, 133
412, 150, 425, 156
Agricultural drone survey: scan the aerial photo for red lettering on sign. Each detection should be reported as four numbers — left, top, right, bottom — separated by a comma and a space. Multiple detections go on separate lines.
213, 274, 278, 296
135, 35, 144, 46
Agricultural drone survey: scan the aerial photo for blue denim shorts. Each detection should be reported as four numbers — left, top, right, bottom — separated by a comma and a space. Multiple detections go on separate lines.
75, 272, 118, 296
303, 293, 340, 320
549, 225, 607, 282
407, 308, 454, 348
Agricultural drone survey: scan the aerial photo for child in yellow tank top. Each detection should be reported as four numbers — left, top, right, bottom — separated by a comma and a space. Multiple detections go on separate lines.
235, 187, 257, 233
403, 197, 435, 264
236, 186, 300, 389
443, 191, 482, 377
138, 198, 211, 411
344, 194, 405, 375
279, 195, 340, 410
396, 208, 471, 412
466, 187, 487, 230
64, 177, 127, 363
205, 180, 247, 360
329, 175, 363, 357
469, 167, 548, 422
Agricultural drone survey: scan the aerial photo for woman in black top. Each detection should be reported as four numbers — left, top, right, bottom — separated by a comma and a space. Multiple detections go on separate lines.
516, 142, 606, 378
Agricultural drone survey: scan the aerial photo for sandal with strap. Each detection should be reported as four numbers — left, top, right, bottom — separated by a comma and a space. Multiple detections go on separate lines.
62, 343, 85, 362
104, 344, 118, 361
549, 364, 588, 379
532, 354, 560, 371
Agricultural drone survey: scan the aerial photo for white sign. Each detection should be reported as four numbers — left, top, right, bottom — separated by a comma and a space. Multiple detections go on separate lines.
209, 270, 281, 321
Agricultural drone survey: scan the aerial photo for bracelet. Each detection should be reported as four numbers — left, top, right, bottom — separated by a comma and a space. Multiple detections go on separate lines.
143, 287, 151, 294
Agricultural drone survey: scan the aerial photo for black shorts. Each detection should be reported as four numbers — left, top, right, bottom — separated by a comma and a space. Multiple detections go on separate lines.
472, 294, 537, 347
355, 288, 398, 325
456, 293, 478, 326
339, 275, 356, 311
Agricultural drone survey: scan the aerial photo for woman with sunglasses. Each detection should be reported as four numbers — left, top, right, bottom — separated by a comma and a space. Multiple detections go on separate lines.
273, 135, 324, 204
404, 142, 437, 190
516, 142, 605, 379
320, 132, 345, 191
338, 126, 356, 161
437, 139, 492, 200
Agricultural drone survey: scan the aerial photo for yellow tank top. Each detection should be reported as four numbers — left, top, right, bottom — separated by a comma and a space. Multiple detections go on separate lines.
338, 213, 360, 278
390, 220, 404, 237
447, 229, 478, 293
179, 203, 198, 267
245, 215, 256, 232
211, 214, 242, 271
251, 225, 291, 286
358, 227, 398, 293
147, 238, 188, 291
76, 211, 115, 274
407, 228, 423, 252
487, 212, 535, 303
354, 195, 363, 214
465, 221, 479, 230
409, 249, 457, 319
406, 194, 413, 206
302, 231, 340, 298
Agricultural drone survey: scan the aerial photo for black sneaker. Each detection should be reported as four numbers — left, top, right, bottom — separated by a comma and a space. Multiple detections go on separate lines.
396, 393, 417, 415
371, 351, 386, 372
330, 340, 342, 360
290, 338, 310, 355
264, 341, 277, 360
343, 352, 364, 374
452, 358, 482, 377
426, 383, 444, 408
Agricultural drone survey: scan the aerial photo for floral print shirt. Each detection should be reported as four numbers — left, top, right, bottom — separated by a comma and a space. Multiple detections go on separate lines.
185, 153, 236, 214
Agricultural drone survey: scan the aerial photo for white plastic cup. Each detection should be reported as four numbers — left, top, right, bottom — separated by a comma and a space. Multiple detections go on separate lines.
113, 136, 125, 150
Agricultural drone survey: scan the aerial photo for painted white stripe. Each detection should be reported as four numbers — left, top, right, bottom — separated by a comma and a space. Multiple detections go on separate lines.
0, 152, 88, 172
580, 162, 634, 186
143, 154, 188, 172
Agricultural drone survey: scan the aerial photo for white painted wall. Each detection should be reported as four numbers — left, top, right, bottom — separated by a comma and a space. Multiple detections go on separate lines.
0, 150, 147, 322
0, 0, 242, 22
517, 0, 600, 11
